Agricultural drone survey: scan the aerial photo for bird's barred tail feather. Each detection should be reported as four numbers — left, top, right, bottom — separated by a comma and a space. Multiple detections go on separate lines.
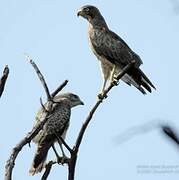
127, 67, 156, 94
29, 141, 52, 176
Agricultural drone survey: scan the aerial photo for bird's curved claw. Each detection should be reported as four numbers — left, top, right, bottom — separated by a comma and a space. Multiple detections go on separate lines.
98, 93, 103, 99
98, 93, 107, 100
112, 78, 119, 86
57, 155, 69, 165
61, 156, 67, 165
28, 142, 31, 148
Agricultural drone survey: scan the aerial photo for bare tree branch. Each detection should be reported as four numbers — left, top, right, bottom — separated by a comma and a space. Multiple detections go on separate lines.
0, 65, 9, 98
51, 80, 69, 98
41, 156, 69, 180
41, 160, 56, 180
29, 59, 51, 101
67, 61, 135, 180
4, 60, 68, 180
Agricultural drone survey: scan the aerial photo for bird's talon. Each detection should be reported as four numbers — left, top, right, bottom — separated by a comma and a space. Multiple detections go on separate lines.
97, 93, 107, 99
112, 79, 119, 86
98, 93, 103, 99
104, 94, 108, 98
56, 157, 61, 164
28, 142, 31, 148
59, 155, 69, 165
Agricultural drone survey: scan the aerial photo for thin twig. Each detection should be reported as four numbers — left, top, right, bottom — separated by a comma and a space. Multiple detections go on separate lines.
41, 156, 69, 180
41, 160, 56, 180
51, 80, 68, 98
28, 58, 51, 101
68, 62, 135, 180
40, 97, 49, 113
0, 65, 9, 98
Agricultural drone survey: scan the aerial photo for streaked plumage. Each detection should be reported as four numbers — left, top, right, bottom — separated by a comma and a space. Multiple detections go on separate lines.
77, 5, 156, 94
29, 93, 84, 175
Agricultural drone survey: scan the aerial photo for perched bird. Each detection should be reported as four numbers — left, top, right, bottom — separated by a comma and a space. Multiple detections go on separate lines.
77, 5, 156, 95
29, 93, 84, 175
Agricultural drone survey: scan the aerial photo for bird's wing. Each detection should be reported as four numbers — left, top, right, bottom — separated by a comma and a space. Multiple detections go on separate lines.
90, 29, 143, 66
34, 101, 62, 124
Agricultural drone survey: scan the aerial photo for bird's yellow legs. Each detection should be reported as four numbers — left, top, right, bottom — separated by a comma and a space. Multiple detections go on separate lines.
111, 65, 119, 86
98, 65, 119, 99
111, 65, 116, 82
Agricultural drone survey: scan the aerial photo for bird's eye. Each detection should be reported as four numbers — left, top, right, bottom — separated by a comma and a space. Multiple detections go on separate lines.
73, 94, 78, 99
85, 8, 90, 12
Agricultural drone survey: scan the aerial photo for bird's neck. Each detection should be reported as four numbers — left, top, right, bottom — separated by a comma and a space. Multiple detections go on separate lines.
88, 15, 108, 30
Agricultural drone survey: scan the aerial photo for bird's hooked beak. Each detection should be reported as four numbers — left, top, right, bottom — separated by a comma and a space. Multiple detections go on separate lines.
80, 100, 84, 105
77, 9, 84, 17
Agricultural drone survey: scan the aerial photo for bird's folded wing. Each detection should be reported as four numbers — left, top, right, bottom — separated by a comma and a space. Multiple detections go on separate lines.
91, 29, 143, 66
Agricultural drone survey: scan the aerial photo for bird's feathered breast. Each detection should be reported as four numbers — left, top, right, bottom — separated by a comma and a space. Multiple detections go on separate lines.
33, 102, 71, 143
44, 103, 71, 135
88, 26, 143, 67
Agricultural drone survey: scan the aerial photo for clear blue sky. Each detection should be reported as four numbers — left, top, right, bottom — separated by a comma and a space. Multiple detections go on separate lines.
1, 0, 179, 180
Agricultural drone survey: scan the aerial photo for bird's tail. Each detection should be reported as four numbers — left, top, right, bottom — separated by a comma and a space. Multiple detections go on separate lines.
125, 67, 156, 94
29, 141, 52, 176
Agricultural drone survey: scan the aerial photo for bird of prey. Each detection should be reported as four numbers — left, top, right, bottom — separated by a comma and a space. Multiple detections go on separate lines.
29, 93, 84, 175
77, 5, 156, 95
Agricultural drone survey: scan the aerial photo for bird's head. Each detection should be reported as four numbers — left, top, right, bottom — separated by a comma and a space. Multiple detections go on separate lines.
54, 93, 84, 108
77, 5, 100, 21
